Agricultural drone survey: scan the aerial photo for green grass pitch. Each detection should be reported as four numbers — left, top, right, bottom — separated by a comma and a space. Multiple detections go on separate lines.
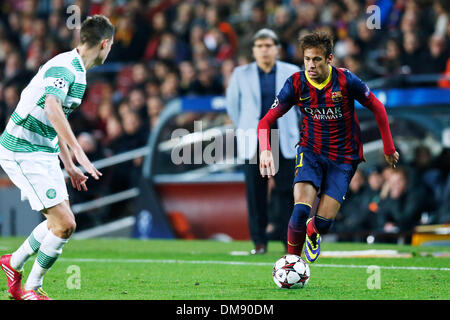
0, 237, 449, 300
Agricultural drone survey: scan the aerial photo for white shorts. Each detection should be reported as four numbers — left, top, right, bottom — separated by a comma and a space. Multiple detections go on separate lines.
0, 153, 69, 212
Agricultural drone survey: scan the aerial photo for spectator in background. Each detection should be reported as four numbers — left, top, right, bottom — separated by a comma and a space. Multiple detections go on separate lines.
204, 5, 238, 59
118, 110, 148, 159
172, 2, 194, 45
143, 11, 168, 62
377, 167, 424, 234
146, 96, 164, 131
401, 32, 424, 74
189, 24, 206, 58
220, 58, 236, 89
128, 87, 148, 121
343, 54, 376, 81
2, 50, 30, 87
117, 99, 131, 119
178, 60, 197, 95
360, 166, 385, 234
108, 14, 135, 62
156, 33, 178, 62
432, 0, 449, 37
131, 63, 150, 89
271, 5, 293, 47
336, 169, 370, 236
354, 18, 383, 77
203, 27, 234, 62
0, 84, 19, 130
145, 78, 162, 98
381, 38, 403, 76
421, 34, 448, 74
409, 145, 434, 185
160, 72, 180, 102
103, 115, 124, 155
153, 60, 173, 84
190, 58, 223, 95
237, 2, 268, 53
95, 100, 115, 139
108, 110, 149, 218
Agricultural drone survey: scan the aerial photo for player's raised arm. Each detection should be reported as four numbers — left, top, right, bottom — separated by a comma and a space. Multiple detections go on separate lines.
347, 70, 399, 167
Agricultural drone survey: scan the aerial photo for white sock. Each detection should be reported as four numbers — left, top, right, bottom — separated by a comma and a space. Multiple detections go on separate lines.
10, 220, 49, 271
24, 230, 68, 290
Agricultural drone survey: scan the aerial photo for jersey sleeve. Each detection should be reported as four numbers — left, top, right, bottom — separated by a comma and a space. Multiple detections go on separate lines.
257, 75, 297, 152
345, 69, 371, 102
43, 66, 76, 102
345, 69, 396, 155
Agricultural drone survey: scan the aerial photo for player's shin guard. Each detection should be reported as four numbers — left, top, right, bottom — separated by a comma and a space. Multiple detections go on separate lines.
24, 231, 68, 290
10, 220, 49, 271
287, 203, 312, 256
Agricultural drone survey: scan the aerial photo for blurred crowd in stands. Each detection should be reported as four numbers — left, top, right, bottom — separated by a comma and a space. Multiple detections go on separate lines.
336, 146, 450, 240
0, 0, 449, 232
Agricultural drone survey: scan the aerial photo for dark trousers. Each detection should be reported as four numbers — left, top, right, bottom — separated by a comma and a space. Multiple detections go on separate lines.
243, 151, 295, 247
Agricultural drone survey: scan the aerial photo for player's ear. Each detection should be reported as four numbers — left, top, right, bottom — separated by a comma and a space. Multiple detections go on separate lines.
327, 53, 334, 64
100, 38, 110, 50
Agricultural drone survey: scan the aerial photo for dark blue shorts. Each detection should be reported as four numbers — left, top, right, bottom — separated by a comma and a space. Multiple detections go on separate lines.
292, 147, 358, 204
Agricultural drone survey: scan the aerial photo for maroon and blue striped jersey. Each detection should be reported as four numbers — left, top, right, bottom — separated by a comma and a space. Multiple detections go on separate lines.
258, 66, 396, 164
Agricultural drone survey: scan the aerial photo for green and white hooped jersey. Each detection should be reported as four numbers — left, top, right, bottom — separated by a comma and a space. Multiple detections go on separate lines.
0, 48, 86, 157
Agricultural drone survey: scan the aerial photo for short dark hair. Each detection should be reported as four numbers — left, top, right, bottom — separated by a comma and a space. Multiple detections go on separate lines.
299, 32, 334, 58
80, 15, 114, 48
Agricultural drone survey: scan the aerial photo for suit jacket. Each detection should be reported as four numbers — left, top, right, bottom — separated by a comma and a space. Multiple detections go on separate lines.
226, 60, 300, 160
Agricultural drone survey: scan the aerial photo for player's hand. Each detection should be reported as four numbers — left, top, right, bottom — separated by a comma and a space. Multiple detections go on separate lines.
385, 151, 399, 168
66, 165, 88, 191
73, 146, 102, 180
259, 150, 276, 178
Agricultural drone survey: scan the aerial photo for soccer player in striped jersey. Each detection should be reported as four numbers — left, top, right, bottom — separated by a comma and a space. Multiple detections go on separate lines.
0, 15, 114, 300
258, 32, 399, 263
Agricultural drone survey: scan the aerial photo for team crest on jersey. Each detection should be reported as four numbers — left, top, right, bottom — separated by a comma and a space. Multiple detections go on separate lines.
270, 98, 279, 109
53, 78, 67, 89
331, 91, 343, 103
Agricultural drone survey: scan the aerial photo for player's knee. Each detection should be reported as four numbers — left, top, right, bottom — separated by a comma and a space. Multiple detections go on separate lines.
53, 218, 76, 239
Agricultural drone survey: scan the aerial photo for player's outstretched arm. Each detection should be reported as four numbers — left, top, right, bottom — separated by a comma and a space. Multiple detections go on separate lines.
363, 92, 400, 168
58, 135, 89, 191
44, 95, 102, 180
347, 70, 399, 168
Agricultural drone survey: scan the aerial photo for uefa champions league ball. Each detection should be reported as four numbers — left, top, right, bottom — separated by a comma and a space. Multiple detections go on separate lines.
273, 254, 310, 289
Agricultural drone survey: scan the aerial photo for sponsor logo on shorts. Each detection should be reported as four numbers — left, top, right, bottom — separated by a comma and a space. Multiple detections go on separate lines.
46, 188, 57, 199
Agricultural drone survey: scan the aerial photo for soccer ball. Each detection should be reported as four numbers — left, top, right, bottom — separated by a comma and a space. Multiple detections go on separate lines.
272, 254, 310, 289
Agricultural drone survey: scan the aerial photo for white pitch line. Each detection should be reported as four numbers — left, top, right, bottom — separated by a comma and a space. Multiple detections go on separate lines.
59, 258, 450, 272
